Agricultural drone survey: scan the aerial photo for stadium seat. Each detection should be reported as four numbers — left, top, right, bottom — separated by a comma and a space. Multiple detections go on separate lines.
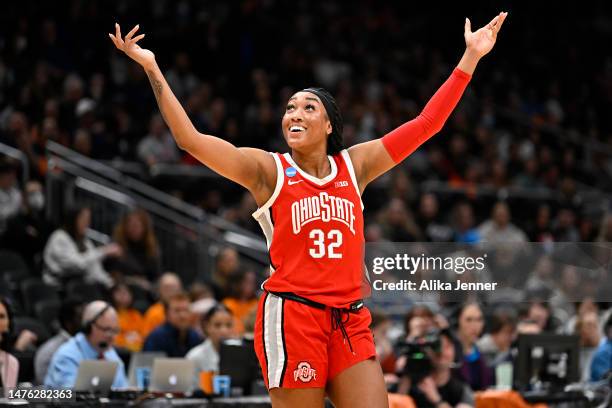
20, 278, 60, 315
12, 316, 52, 346
65, 280, 105, 301
1, 255, 31, 294
33, 298, 61, 332
0, 250, 30, 275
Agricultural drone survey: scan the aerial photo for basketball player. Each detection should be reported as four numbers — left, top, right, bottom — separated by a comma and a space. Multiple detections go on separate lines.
110, 11, 507, 407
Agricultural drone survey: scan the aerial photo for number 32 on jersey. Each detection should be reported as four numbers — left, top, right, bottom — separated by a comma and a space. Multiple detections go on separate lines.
309, 229, 343, 259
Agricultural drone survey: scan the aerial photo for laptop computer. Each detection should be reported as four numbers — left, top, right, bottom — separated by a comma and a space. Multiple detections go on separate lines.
127, 352, 166, 388
149, 358, 195, 393
74, 360, 119, 394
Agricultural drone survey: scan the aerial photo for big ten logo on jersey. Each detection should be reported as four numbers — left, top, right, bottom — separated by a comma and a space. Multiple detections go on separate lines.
290, 192, 356, 235
335, 180, 349, 188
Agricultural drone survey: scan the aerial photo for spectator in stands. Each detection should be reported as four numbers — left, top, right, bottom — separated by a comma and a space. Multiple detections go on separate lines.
110, 282, 145, 352
525, 301, 555, 333
137, 114, 180, 167
404, 305, 437, 340
590, 313, 612, 382
143, 272, 183, 336
222, 270, 258, 336
477, 307, 516, 367
189, 282, 217, 336
0, 161, 22, 235
186, 304, 234, 379
416, 193, 454, 242
550, 265, 581, 320
526, 204, 554, 243
452, 202, 480, 243
34, 297, 84, 384
477, 201, 527, 243
525, 255, 555, 293
397, 329, 474, 408
108, 208, 161, 286
44, 301, 128, 389
0, 297, 19, 394
378, 198, 423, 242
454, 302, 494, 391
210, 247, 240, 301
143, 292, 202, 357
552, 206, 580, 242
2, 180, 54, 271
42, 205, 122, 288
596, 213, 612, 242
575, 311, 601, 381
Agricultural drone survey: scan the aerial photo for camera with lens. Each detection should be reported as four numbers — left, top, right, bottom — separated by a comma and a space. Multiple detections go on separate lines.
397, 330, 442, 382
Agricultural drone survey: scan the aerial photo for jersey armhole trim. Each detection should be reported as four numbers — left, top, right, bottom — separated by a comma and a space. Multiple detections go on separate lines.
340, 149, 365, 209
252, 153, 284, 219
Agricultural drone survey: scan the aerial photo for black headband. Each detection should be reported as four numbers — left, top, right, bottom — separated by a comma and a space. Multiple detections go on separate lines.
301, 87, 343, 142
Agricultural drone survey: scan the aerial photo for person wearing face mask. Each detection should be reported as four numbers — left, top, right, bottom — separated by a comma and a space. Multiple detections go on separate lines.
2, 180, 54, 271
44, 301, 128, 389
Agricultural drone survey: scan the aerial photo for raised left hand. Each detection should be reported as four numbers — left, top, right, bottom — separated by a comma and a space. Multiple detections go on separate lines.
465, 12, 508, 58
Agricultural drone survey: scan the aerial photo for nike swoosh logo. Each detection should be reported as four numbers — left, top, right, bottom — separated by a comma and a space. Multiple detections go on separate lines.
288, 180, 303, 185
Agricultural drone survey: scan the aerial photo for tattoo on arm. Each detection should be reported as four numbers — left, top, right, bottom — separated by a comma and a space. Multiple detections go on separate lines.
146, 70, 163, 100
146, 70, 169, 123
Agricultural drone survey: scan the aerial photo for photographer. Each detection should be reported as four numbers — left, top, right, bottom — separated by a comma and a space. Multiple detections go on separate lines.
397, 329, 474, 408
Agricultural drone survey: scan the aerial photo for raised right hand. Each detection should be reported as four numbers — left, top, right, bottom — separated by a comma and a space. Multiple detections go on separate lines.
109, 23, 155, 69
103, 242, 123, 258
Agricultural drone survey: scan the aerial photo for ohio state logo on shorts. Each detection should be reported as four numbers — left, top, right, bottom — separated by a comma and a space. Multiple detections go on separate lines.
293, 361, 317, 383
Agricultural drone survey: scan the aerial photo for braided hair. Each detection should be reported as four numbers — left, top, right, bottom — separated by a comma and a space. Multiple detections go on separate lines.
301, 87, 345, 155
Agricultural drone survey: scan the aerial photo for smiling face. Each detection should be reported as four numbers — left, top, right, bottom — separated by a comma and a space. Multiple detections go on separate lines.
282, 92, 332, 153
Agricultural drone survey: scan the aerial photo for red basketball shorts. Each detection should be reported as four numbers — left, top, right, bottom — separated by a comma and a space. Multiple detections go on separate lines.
254, 292, 376, 389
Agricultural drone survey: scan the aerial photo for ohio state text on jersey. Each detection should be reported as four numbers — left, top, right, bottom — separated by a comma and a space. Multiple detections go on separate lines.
252, 150, 370, 308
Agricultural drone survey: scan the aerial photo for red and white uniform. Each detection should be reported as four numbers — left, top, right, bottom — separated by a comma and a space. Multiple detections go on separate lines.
252, 150, 375, 389
251, 68, 472, 389
253, 150, 370, 308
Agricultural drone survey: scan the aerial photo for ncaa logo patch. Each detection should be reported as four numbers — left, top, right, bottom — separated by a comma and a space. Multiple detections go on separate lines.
285, 167, 297, 177
294, 361, 317, 383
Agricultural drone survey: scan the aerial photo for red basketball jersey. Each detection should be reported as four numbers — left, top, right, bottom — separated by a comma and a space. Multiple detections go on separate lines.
252, 150, 371, 308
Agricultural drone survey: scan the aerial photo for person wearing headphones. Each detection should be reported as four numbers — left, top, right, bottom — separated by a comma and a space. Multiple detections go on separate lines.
0, 297, 19, 395
44, 300, 128, 389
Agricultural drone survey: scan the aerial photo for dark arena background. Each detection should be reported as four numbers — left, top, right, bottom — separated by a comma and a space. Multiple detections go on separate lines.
0, 0, 611, 406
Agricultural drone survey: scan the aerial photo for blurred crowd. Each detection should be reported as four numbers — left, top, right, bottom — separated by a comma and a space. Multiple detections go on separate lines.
1, 0, 612, 401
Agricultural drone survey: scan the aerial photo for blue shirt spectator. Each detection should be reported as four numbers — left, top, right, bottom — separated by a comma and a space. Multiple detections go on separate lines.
44, 332, 128, 389
44, 301, 128, 389
590, 338, 612, 382
143, 322, 203, 357
143, 293, 203, 357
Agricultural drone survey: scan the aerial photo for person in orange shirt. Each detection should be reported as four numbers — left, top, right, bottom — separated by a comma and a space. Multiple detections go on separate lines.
222, 270, 258, 336
143, 272, 183, 336
111, 282, 146, 352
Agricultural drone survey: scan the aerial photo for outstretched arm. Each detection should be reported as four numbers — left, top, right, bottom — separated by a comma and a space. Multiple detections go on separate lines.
109, 24, 275, 204
348, 12, 508, 193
